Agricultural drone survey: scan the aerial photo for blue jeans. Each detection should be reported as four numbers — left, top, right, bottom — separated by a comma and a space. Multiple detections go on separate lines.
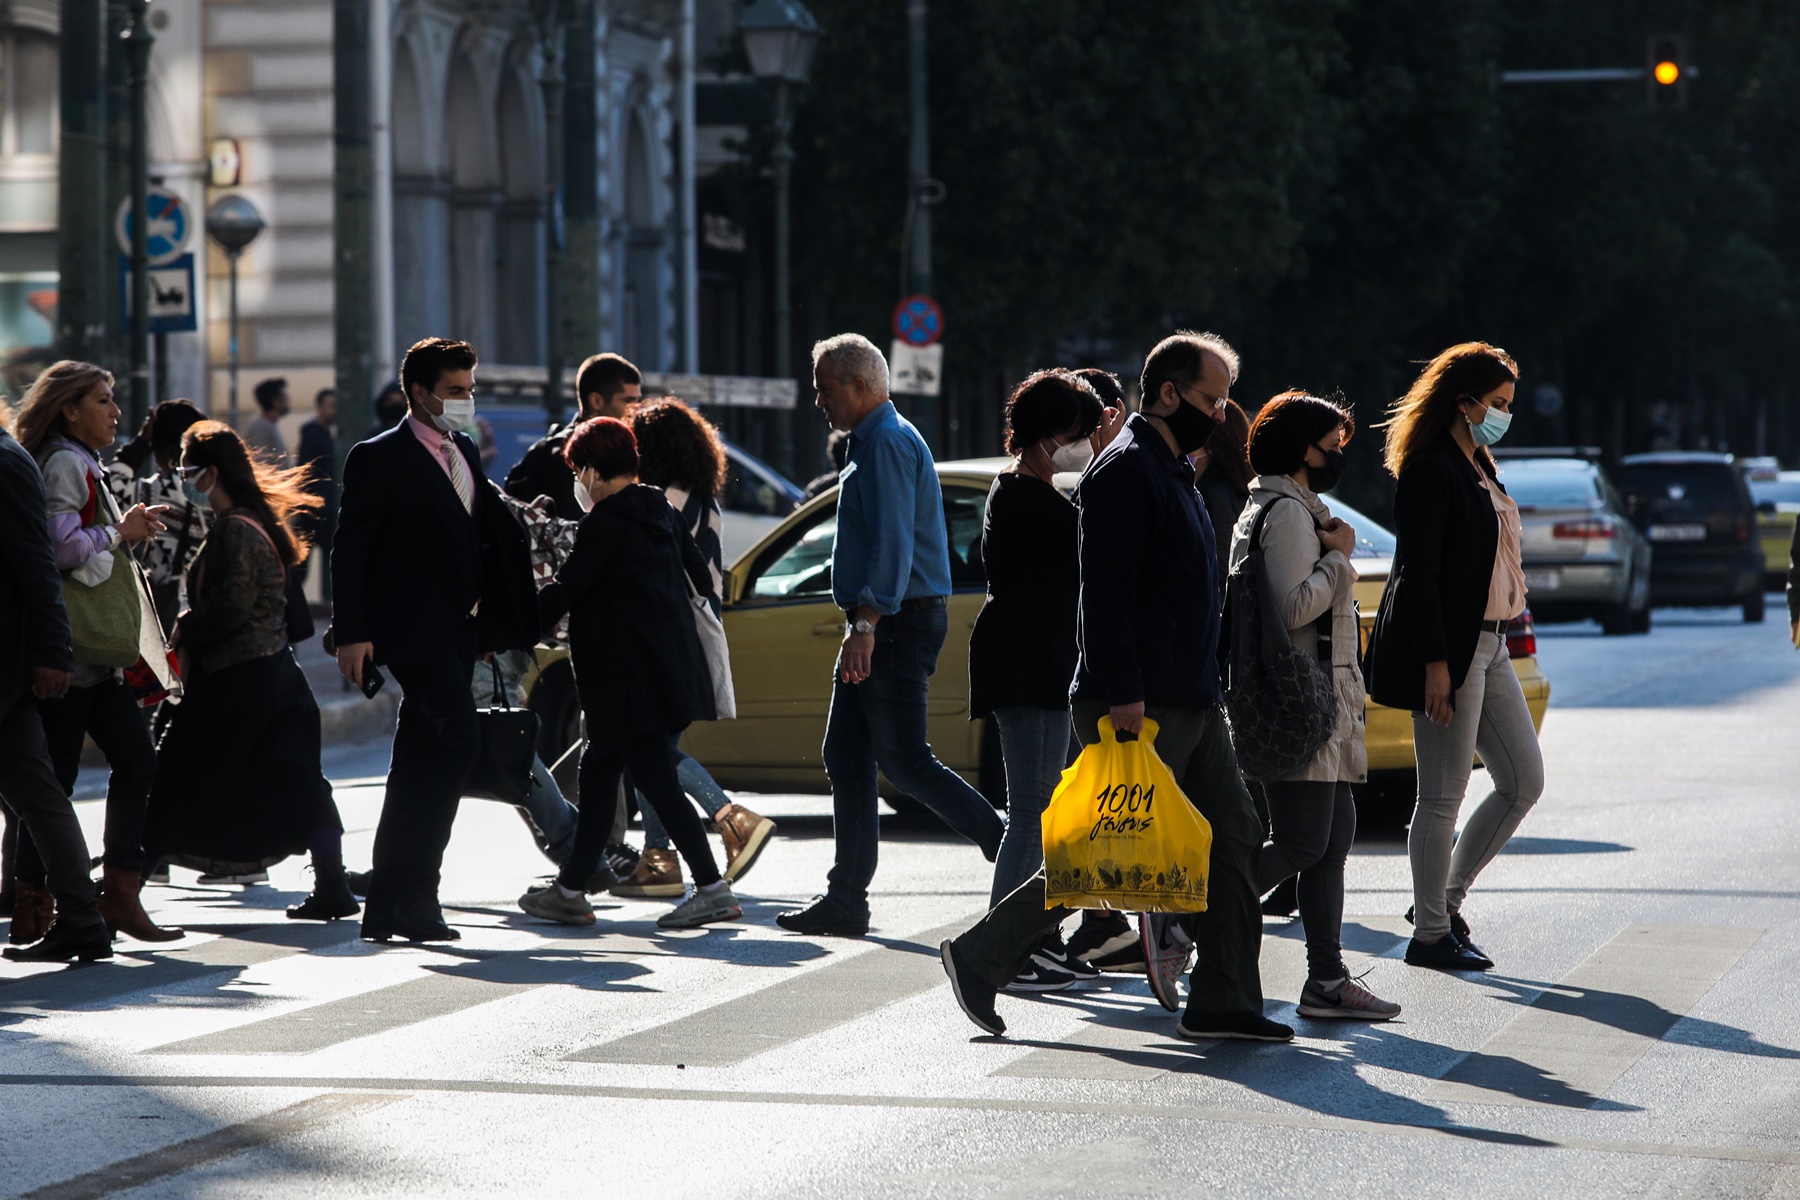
639, 744, 733, 850
517, 755, 579, 864
988, 706, 1076, 905
822, 603, 1004, 910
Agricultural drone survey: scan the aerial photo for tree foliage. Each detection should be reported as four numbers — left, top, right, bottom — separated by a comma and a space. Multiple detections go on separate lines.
780, 0, 1800, 497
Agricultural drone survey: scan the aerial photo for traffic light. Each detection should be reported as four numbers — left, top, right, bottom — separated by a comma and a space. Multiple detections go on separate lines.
1646, 34, 1688, 110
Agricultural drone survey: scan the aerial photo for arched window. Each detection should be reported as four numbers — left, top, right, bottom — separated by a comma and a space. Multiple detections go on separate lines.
0, 29, 57, 159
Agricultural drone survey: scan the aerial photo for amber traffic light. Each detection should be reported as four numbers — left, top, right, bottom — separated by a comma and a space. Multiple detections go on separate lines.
1646, 35, 1688, 110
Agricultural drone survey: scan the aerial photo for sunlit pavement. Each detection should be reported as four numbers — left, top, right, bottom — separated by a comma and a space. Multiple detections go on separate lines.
5, 607, 1799, 1198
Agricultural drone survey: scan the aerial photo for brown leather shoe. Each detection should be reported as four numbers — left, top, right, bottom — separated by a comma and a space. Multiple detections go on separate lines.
8, 880, 53, 946
611, 847, 685, 898
714, 803, 777, 884
99, 866, 184, 943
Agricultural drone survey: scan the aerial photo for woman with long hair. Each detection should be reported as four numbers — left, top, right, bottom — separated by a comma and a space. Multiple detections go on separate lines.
1194, 398, 1255, 575
11, 360, 178, 944
1363, 343, 1545, 972
610, 398, 777, 898
517, 416, 739, 930
140, 421, 358, 921
1232, 392, 1399, 1020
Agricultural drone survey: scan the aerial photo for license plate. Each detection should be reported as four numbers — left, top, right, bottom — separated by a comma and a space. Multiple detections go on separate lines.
1648, 523, 1706, 542
1523, 568, 1560, 590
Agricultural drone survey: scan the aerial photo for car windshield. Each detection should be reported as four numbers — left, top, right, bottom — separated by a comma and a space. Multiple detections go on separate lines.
1498, 466, 1601, 508
1321, 497, 1396, 558
750, 511, 837, 599
1615, 464, 1745, 511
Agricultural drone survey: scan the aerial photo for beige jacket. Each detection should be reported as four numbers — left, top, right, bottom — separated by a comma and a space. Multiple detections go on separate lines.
1228, 474, 1368, 784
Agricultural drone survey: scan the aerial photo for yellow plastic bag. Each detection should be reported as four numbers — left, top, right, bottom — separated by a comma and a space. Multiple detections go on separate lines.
1041, 717, 1212, 913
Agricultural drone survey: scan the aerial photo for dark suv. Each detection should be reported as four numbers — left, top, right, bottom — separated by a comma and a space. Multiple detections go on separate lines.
1614, 453, 1765, 623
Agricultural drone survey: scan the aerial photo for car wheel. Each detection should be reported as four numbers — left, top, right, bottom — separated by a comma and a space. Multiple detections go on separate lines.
1629, 603, 1653, 634
1353, 770, 1417, 830
1599, 600, 1632, 636
526, 659, 583, 801
1744, 592, 1766, 624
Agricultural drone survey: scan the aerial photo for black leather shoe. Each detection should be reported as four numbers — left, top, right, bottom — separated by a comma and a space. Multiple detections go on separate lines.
775, 893, 869, 938
1404, 905, 1487, 958
3, 919, 114, 963
1404, 934, 1493, 971
940, 939, 1005, 1035
361, 902, 460, 944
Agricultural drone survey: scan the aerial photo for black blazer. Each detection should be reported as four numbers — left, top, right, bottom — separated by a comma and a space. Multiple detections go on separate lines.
329, 421, 538, 665
0, 428, 74, 698
1363, 434, 1503, 712
539, 484, 716, 756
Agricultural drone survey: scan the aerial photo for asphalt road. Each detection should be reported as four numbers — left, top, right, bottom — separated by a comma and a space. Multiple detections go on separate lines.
4, 606, 1799, 1198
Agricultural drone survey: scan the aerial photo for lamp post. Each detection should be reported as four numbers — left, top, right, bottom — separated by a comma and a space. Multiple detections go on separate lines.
740, 0, 820, 477
205, 195, 266, 429
120, 0, 154, 429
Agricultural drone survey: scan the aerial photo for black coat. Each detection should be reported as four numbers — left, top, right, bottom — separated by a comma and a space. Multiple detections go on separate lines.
1363, 434, 1504, 712
968, 472, 1079, 717
540, 484, 717, 755
0, 428, 73, 698
329, 421, 539, 665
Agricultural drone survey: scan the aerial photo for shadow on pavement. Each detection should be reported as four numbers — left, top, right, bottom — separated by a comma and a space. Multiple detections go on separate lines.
1480, 974, 1800, 1061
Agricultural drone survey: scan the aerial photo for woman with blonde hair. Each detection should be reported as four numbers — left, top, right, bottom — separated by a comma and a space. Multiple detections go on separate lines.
12, 360, 177, 944
1363, 343, 1544, 973
140, 421, 358, 921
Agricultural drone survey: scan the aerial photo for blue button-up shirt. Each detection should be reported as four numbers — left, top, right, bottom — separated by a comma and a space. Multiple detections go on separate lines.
832, 401, 953, 614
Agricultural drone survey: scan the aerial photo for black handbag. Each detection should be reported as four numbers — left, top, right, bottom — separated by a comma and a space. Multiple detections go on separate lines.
1223, 496, 1339, 782
465, 661, 542, 807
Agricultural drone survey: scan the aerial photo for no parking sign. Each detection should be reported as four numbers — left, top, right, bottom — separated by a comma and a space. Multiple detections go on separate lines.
114, 188, 192, 267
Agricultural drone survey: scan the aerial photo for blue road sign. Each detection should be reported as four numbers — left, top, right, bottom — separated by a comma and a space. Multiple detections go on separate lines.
114, 188, 192, 267
119, 253, 198, 334
892, 295, 944, 347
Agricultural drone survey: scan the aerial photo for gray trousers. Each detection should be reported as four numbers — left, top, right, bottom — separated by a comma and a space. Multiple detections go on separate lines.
950, 701, 1265, 1018
1408, 631, 1545, 942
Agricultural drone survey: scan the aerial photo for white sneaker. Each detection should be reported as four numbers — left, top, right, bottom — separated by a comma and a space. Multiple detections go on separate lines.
657, 883, 743, 929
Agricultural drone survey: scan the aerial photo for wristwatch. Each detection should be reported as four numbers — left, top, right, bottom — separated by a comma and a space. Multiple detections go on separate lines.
106, 525, 124, 551
852, 617, 878, 635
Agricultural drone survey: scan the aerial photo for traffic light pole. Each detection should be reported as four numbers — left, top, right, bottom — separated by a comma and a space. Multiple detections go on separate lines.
57, 0, 109, 365
333, 0, 375, 464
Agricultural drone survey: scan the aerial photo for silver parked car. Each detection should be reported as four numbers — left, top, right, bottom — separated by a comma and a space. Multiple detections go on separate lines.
1497, 456, 1653, 634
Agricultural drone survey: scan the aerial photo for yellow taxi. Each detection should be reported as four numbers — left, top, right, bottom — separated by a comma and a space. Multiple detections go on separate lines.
1745, 463, 1800, 591
522, 458, 1550, 826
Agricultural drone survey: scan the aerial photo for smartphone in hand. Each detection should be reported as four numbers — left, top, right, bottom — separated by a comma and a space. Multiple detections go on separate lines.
361, 664, 386, 700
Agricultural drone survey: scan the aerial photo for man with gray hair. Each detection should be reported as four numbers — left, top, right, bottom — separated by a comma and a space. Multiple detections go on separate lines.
777, 334, 1004, 937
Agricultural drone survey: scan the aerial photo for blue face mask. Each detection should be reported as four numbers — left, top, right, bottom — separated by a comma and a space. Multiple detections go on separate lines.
1469, 405, 1512, 447
182, 473, 212, 510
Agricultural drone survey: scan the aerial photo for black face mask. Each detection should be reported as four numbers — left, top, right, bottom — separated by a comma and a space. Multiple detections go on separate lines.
1309, 447, 1347, 493
1157, 387, 1221, 455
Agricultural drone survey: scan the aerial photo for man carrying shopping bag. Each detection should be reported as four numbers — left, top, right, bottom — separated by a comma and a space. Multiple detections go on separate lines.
940, 332, 1292, 1043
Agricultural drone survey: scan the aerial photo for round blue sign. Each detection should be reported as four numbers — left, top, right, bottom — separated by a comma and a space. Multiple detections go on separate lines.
114, 188, 191, 267
892, 294, 944, 347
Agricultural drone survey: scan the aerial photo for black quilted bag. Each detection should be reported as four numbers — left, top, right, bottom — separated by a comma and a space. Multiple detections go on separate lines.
1223, 497, 1338, 782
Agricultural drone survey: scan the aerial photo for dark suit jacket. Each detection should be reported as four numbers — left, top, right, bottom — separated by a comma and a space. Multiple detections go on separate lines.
1363, 434, 1504, 712
329, 421, 538, 666
0, 428, 74, 696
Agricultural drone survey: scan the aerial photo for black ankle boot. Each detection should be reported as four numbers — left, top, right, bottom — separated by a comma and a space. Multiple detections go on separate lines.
287, 856, 361, 921
3, 919, 114, 963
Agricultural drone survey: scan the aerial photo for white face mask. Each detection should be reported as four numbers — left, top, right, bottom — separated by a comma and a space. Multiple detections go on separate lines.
1049, 439, 1095, 473
428, 394, 476, 434
574, 470, 597, 513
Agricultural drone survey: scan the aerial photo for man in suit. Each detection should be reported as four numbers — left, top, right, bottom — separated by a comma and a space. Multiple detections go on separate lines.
0, 423, 110, 962
330, 337, 539, 943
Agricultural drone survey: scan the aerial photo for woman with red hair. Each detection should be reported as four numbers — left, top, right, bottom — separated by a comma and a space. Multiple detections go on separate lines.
517, 417, 737, 930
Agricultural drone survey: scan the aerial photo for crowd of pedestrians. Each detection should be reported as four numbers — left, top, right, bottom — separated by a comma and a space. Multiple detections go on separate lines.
0, 328, 1552, 1051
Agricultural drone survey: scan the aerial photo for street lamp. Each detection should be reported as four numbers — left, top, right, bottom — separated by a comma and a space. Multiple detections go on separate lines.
740, 0, 820, 476
121, 0, 155, 428
205, 194, 266, 429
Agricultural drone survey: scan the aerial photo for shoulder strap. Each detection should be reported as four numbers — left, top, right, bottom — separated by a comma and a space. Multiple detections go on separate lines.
226, 511, 281, 558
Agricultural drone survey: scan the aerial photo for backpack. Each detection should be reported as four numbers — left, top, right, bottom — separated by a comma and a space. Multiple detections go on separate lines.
1222, 495, 1338, 781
